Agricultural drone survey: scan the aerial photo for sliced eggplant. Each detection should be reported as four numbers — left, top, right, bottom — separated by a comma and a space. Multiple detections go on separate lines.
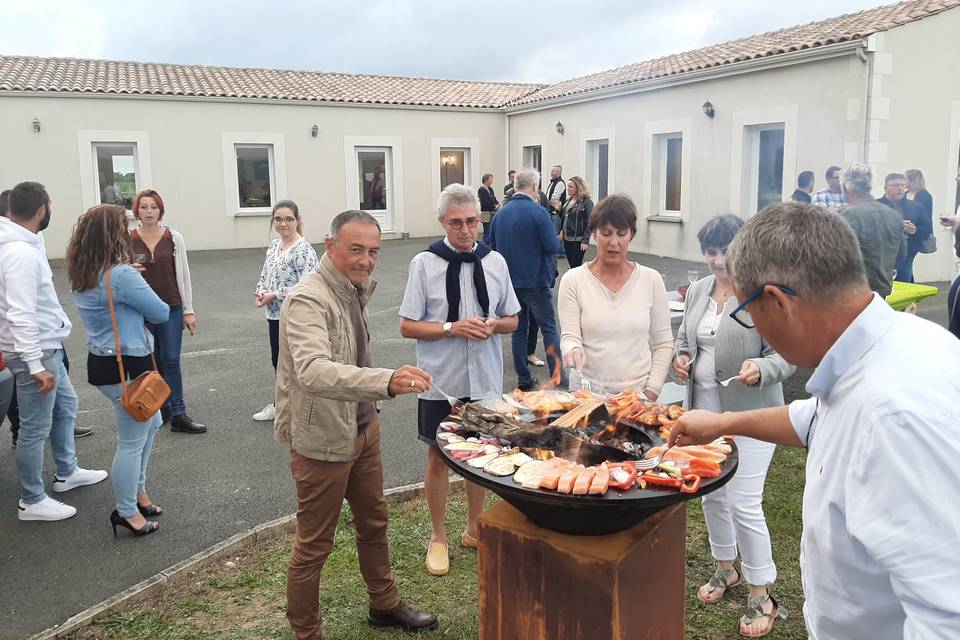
467, 453, 500, 468
444, 442, 483, 452
484, 456, 518, 477
512, 460, 545, 485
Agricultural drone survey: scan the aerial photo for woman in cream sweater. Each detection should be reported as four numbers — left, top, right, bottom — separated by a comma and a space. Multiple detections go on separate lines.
558, 194, 673, 398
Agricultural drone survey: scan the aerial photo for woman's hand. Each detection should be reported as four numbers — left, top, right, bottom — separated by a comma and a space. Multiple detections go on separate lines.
738, 360, 761, 386
255, 292, 277, 308
672, 355, 692, 381
562, 348, 586, 372
183, 313, 197, 336
580, 242, 588, 252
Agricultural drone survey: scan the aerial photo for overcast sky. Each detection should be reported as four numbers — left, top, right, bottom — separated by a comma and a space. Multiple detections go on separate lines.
1, 0, 887, 83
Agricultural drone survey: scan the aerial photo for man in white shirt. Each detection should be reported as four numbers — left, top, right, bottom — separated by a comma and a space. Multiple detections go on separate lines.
399, 183, 519, 577
1, 182, 107, 522
669, 202, 960, 639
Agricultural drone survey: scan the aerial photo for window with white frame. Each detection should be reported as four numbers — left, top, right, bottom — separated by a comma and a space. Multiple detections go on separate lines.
235, 144, 275, 211
743, 124, 785, 213
586, 139, 609, 200
439, 148, 468, 191
522, 145, 542, 174
94, 143, 139, 210
652, 132, 683, 216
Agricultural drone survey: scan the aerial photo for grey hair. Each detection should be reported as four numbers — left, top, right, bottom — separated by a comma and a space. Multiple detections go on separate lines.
841, 163, 872, 195
513, 168, 540, 193
329, 209, 381, 239
727, 202, 868, 304
436, 183, 480, 221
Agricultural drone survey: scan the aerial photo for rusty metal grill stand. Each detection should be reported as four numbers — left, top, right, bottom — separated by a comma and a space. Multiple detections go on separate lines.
477, 501, 686, 640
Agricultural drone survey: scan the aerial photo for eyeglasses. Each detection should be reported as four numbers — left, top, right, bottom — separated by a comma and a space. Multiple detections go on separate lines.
273, 216, 296, 224
447, 217, 479, 230
728, 285, 797, 329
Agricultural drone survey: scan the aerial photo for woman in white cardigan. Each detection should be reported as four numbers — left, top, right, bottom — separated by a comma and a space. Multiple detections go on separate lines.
558, 194, 673, 397
131, 189, 205, 434
672, 214, 795, 638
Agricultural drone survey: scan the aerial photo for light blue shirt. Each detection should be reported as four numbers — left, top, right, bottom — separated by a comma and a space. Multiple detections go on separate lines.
73, 265, 170, 357
788, 294, 960, 639
399, 240, 520, 401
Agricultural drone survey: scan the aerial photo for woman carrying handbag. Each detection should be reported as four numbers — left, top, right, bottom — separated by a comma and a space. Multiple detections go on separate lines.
68, 205, 170, 537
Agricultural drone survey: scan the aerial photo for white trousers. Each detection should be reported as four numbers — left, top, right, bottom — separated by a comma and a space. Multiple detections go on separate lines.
700, 435, 777, 586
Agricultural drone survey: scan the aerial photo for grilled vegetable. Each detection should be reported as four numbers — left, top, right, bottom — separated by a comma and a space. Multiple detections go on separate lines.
608, 463, 638, 491
467, 453, 500, 468
513, 460, 546, 486
484, 456, 518, 477
680, 474, 702, 494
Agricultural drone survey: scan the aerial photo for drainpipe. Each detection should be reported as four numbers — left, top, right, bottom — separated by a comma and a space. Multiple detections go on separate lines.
504, 111, 511, 180
858, 40, 872, 169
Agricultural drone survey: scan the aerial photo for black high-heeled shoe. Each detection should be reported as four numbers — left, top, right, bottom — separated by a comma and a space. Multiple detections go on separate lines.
110, 509, 160, 537
137, 503, 162, 517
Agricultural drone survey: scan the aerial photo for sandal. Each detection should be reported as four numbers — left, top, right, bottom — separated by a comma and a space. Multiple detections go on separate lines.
739, 593, 787, 637
698, 565, 740, 604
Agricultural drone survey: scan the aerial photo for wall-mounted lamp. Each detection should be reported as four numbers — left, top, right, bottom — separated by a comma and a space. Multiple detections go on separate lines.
311, 124, 318, 137
701, 100, 715, 119
32, 116, 41, 133
555, 121, 565, 135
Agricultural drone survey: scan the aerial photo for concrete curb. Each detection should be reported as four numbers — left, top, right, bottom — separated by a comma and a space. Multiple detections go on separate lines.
27, 478, 463, 640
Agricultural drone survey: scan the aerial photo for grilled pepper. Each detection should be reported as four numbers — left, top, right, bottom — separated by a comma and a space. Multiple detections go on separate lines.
608, 463, 638, 491
640, 472, 682, 489
681, 457, 721, 478
680, 474, 702, 494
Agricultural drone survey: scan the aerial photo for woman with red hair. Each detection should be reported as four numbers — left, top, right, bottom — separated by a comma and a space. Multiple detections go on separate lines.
130, 189, 205, 434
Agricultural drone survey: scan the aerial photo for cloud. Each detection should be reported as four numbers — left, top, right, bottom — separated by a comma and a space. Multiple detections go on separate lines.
0, 0, 888, 83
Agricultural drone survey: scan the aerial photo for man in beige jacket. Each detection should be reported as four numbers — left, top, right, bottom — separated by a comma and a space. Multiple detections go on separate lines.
274, 210, 437, 640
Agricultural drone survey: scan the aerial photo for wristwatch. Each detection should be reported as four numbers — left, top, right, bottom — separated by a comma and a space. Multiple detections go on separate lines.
442, 322, 453, 336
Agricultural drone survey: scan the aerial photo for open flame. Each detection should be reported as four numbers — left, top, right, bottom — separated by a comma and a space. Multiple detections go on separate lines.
544, 344, 562, 389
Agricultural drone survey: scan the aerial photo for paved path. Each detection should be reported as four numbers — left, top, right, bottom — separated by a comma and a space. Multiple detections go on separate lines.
0, 237, 951, 638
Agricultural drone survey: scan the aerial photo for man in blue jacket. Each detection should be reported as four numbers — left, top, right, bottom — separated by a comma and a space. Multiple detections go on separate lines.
878, 172, 931, 283
490, 168, 566, 390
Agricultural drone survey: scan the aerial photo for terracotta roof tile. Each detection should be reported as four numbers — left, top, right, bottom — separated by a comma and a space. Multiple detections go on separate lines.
507, 0, 960, 107
0, 0, 956, 109
0, 56, 544, 108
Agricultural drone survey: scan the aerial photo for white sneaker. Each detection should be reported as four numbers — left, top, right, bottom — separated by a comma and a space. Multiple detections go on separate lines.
18, 496, 77, 521
253, 403, 275, 421
52, 467, 109, 493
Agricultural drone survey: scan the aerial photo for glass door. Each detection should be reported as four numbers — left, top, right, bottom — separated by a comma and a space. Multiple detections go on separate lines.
356, 147, 393, 231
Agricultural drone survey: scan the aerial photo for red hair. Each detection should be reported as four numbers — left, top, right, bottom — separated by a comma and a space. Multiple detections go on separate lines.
133, 189, 166, 220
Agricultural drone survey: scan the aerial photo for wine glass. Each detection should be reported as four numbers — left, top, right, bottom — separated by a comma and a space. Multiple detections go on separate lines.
687, 269, 699, 285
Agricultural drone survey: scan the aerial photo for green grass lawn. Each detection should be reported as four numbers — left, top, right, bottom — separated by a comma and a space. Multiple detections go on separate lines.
67, 447, 807, 640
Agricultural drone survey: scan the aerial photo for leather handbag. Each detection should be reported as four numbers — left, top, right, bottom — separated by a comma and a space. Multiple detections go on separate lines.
105, 269, 170, 422
920, 232, 937, 254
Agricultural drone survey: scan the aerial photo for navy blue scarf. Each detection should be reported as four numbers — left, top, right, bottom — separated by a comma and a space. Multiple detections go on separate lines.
425, 240, 492, 322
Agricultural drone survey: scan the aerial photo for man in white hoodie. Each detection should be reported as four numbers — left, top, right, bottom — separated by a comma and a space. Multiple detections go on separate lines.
1, 182, 107, 521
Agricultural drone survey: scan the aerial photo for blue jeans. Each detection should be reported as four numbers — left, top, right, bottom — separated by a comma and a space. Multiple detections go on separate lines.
527, 314, 540, 356
894, 251, 917, 284
147, 305, 186, 416
97, 384, 162, 517
511, 288, 566, 388
5, 349, 78, 504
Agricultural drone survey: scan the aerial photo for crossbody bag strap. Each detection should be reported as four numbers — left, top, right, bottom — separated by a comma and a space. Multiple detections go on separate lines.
105, 268, 128, 386
105, 268, 161, 385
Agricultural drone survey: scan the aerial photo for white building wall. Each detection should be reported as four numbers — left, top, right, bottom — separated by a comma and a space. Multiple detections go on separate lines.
874, 7, 960, 282
506, 55, 868, 262
0, 96, 506, 258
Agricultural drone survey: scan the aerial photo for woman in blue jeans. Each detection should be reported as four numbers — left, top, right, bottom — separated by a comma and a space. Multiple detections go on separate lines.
130, 188, 205, 434
68, 205, 170, 537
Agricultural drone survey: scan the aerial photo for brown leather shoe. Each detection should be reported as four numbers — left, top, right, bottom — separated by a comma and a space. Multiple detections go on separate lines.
368, 600, 438, 632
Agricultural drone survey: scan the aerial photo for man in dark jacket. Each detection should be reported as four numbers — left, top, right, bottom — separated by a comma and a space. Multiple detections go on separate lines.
789, 171, 814, 204
490, 168, 565, 391
839, 164, 905, 297
878, 172, 931, 283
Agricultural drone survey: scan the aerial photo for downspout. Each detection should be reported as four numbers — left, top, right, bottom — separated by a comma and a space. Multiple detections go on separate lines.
857, 41, 872, 167
504, 110, 511, 180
